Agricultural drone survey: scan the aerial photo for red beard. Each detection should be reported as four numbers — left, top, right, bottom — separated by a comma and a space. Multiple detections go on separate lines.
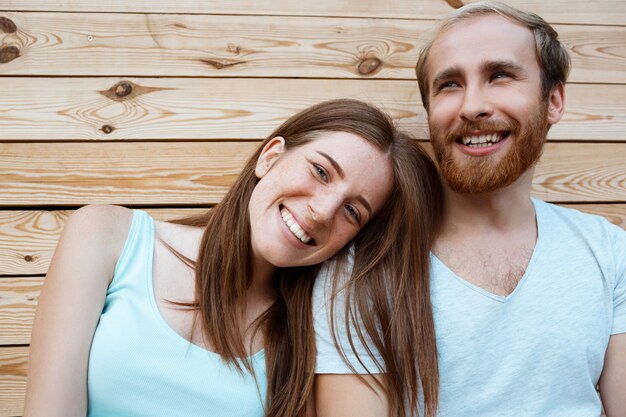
429, 104, 550, 194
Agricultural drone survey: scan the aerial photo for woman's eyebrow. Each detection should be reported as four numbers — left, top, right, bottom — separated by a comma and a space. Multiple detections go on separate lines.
316, 151, 344, 178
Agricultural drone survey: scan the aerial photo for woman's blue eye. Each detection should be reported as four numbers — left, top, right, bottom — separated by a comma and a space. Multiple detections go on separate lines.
345, 205, 360, 222
314, 164, 328, 182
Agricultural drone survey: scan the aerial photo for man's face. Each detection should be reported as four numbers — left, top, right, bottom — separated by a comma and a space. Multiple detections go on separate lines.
425, 14, 558, 194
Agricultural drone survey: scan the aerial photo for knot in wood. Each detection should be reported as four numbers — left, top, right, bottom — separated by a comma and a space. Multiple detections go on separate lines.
101, 125, 115, 134
0, 46, 19, 64
357, 57, 382, 75
114, 82, 133, 98
0, 16, 17, 34
24, 255, 33, 262
227, 43, 241, 54
444, 0, 465, 8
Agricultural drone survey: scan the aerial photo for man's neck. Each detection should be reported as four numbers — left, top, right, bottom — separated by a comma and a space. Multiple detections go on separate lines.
434, 168, 540, 296
439, 168, 537, 237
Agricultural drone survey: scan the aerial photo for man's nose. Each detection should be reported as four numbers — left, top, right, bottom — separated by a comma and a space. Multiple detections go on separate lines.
459, 84, 494, 122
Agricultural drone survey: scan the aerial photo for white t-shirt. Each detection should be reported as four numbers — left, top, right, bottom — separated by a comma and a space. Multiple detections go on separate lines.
314, 199, 626, 417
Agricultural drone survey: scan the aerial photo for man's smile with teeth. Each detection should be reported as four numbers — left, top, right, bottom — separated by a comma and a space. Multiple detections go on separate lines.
280, 207, 314, 244
460, 132, 506, 148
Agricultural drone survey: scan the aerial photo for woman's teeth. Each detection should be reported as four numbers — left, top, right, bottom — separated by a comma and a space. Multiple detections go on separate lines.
280, 208, 312, 244
461, 133, 503, 148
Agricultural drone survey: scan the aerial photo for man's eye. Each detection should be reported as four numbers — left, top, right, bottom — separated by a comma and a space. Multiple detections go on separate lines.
314, 164, 328, 182
491, 72, 512, 81
437, 81, 460, 91
345, 204, 360, 222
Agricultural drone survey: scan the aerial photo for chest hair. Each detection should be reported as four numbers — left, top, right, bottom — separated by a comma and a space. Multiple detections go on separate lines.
435, 239, 535, 297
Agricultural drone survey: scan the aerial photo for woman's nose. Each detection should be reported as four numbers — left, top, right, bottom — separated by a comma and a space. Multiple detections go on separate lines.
307, 194, 341, 225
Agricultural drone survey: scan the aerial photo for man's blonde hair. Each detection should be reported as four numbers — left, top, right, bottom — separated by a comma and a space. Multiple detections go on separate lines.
415, 1, 570, 112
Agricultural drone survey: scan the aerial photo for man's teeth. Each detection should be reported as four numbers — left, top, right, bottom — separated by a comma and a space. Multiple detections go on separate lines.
280, 208, 312, 244
461, 133, 503, 148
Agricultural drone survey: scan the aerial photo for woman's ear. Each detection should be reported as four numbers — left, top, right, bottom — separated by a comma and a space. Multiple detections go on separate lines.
255, 136, 286, 178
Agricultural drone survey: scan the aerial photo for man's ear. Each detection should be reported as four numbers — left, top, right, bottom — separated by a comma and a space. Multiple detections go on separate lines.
547, 82, 565, 125
255, 136, 286, 178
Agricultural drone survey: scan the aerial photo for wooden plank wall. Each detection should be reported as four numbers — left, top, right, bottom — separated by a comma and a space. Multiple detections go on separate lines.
0, 1, 624, 415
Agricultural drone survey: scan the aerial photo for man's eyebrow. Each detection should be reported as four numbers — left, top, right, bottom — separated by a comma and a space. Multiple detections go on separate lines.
431, 66, 463, 89
315, 151, 373, 219
482, 60, 525, 74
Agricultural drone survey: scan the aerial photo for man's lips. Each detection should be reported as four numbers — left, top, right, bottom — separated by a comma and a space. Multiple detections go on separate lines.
458, 131, 508, 147
455, 132, 510, 156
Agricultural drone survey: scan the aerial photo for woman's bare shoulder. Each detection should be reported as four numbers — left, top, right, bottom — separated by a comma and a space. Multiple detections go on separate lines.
155, 218, 204, 261
59, 204, 134, 267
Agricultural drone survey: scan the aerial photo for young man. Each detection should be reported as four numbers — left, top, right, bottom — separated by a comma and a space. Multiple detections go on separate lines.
313, 2, 626, 416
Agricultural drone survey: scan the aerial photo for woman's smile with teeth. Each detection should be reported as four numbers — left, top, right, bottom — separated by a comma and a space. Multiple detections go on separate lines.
280, 207, 313, 244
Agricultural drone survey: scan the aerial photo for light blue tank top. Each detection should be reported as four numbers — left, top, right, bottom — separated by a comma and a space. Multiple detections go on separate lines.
87, 210, 267, 417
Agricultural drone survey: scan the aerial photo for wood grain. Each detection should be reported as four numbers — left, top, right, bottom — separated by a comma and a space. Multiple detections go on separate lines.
0, 78, 623, 141
0, 141, 257, 206
0, 0, 623, 25
0, 277, 41, 345
0, 78, 426, 141
0, 346, 27, 417
0, 142, 624, 207
0, 13, 624, 83
532, 143, 626, 202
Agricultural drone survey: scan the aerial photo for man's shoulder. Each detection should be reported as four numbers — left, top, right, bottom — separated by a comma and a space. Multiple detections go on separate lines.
535, 199, 626, 261
535, 199, 622, 233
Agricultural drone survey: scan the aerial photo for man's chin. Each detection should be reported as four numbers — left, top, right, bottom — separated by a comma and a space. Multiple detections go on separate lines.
440, 158, 521, 194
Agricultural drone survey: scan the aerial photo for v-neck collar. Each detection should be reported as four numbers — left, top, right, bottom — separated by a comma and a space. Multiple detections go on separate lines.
431, 199, 545, 303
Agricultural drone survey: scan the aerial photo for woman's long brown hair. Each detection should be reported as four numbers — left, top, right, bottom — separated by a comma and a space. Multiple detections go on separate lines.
175, 99, 442, 417
328, 130, 442, 417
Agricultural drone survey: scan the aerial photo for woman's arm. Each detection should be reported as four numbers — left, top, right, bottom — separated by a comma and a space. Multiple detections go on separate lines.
599, 333, 626, 416
315, 374, 387, 417
23, 205, 132, 417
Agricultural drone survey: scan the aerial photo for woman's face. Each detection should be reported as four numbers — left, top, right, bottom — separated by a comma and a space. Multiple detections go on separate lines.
248, 131, 393, 271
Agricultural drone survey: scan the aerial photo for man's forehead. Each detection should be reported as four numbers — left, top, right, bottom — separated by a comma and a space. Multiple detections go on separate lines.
427, 14, 536, 77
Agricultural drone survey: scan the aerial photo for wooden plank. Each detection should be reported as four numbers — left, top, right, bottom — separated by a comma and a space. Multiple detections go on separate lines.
0, 0, 623, 25
1, 12, 435, 79
0, 78, 622, 141
0, 277, 40, 345
0, 209, 204, 277
1, 142, 624, 207
0, 78, 424, 141
532, 143, 626, 202
0, 346, 27, 417
0, 13, 623, 83
2, 203, 625, 278
0, 141, 257, 206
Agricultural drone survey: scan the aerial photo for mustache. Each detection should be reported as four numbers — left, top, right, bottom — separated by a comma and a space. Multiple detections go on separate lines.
444, 120, 520, 141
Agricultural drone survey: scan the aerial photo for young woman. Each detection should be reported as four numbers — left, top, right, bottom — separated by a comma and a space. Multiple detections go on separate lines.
23, 99, 442, 417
